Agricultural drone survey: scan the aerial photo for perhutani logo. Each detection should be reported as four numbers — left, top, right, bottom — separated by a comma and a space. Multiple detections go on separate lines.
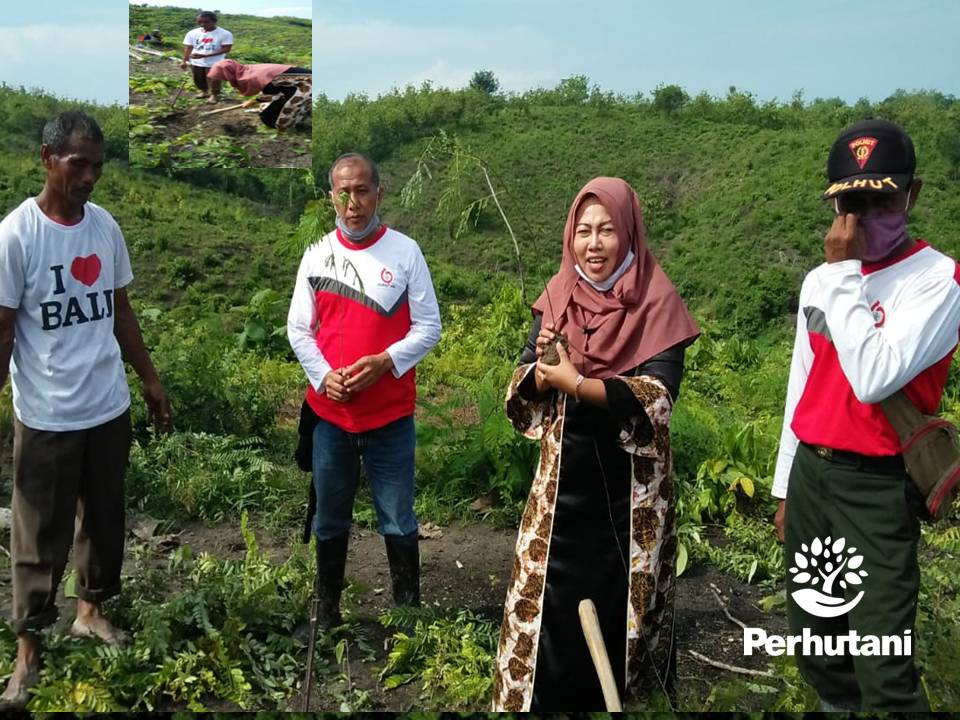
789, 535, 867, 618
742, 535, 912, 658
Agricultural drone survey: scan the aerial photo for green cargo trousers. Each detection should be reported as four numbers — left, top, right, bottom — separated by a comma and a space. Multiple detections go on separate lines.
784, 441, 929, 711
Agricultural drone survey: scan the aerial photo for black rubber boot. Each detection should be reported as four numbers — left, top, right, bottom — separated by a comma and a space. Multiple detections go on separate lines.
295, 533, 349, 643
315, 533, 350, 626
384, 532, 420, 607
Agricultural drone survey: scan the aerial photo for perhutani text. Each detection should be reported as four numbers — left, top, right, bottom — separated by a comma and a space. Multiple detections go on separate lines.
743, 627, 912, 657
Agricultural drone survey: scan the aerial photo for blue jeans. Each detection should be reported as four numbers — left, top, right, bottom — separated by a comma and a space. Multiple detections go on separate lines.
311, 414, 417, 540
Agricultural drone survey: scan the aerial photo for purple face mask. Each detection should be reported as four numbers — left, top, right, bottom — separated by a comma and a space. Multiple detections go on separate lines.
859, 212, 908, 262
833, 192, 910, 262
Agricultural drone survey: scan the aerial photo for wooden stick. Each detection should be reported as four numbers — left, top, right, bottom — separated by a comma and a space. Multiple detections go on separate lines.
129, 50, 144, 60
200, 103, 247, 116
128, 45, 167, 58
709, 583, 749, 631
578, 599, 623, 711
687, 650, 775, 678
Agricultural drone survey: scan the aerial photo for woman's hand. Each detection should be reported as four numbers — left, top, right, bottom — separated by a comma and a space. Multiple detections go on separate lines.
536, 343, 579, 394
534, 322, 557, 359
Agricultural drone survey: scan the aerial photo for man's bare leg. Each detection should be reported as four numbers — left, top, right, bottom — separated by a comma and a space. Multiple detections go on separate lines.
0, 633, 40, 710
208, 78, 222, 103
71, 599, 130, 646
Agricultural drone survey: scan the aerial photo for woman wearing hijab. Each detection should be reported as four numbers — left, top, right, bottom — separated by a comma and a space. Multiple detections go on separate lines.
206, 59, 312, 130
492, 177, 699, 711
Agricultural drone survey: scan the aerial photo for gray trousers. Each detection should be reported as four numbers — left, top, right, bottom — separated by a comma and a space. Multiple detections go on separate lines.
10, 411, 131, 634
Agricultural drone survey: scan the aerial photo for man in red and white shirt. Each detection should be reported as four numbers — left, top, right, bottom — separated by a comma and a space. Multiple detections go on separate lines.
773, 119, 960, 711
288, 153, 441, 630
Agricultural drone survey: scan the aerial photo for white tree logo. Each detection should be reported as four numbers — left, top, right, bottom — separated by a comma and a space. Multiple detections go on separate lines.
789, 536, 868, 618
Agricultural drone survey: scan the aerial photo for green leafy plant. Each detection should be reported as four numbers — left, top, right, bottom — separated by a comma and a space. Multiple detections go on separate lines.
401, 130, 526, 299
17, 513, 313, 712
379, 608, 498, 709
126, 432, 302, 524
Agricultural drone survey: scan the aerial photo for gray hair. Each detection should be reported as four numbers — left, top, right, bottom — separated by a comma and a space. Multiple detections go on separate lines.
328, 152, 380, 188
41, 111, 103, 154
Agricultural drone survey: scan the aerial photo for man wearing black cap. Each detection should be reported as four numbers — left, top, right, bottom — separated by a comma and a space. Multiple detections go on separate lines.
771, 119, 960, 711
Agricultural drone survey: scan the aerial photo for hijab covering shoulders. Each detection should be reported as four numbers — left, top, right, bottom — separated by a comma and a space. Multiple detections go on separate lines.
532, 176, 699, 377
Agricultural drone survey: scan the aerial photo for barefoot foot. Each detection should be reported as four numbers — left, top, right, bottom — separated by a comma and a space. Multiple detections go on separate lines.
0, 660, 39, 711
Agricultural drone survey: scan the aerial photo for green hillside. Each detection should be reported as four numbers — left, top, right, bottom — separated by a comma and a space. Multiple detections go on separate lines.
316, 81, 960, 336
0, 92, 307, 308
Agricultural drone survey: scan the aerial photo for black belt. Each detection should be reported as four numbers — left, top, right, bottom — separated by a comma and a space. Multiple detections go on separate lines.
802, 442, 905, 474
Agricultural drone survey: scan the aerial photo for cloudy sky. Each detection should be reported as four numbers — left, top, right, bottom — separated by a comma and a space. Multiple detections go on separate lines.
0, 1, 956, 106
316, 0, 959, 102
132, 0, 311, 19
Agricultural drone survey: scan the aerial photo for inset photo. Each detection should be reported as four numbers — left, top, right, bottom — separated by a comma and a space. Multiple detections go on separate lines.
128, 2, 311, 168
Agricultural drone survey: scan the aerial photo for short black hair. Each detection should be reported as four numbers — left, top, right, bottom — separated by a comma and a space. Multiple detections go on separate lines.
41, 111, 104, 154
328, 152, 380, 188
198, 10, 218, 22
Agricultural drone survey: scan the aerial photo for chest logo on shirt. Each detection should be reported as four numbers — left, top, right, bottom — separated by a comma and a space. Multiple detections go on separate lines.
380, 267, 394, 286
870, 300, 886, 328
41, 262, 114, 331
71, 254, 101, 286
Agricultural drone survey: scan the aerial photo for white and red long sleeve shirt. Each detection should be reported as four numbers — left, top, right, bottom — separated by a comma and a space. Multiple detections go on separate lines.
287, 226, 441, 433
773, 240, 960, 498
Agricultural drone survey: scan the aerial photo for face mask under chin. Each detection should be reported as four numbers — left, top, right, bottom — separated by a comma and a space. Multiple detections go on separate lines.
336, 211, 380, 241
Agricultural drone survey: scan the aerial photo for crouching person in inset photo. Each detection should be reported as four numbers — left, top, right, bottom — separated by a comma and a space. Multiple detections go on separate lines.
206, 60, 312, 131
0, 111, 172, 710
287, 153, 441, 635
772, 119, 960, 712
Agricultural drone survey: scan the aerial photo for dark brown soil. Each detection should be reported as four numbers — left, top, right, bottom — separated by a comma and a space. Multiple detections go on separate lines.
540, 331, 569, 366
289, 522, 787, 711
128, 51, 310, 169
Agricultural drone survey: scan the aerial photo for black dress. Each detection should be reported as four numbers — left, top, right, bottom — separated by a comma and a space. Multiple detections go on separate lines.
492, 314, 684, 711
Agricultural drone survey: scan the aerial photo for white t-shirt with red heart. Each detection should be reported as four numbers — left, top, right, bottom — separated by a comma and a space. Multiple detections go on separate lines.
182, 26, 234, 67
0, 198, 134, 431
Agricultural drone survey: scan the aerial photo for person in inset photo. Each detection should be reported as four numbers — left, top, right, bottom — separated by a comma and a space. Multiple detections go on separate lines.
180, 11, 234, 104
492, 177, 700, 711
772, 119, 960, 711
207, 59, 312, 130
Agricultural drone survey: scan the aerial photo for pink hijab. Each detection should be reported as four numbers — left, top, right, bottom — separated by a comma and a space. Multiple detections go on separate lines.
207, 60, 294, 96
532, 177, 700, 378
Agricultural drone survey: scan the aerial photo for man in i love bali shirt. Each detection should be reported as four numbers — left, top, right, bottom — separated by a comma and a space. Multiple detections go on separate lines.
180, 10, 234, 104
0, 112, 172, 710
